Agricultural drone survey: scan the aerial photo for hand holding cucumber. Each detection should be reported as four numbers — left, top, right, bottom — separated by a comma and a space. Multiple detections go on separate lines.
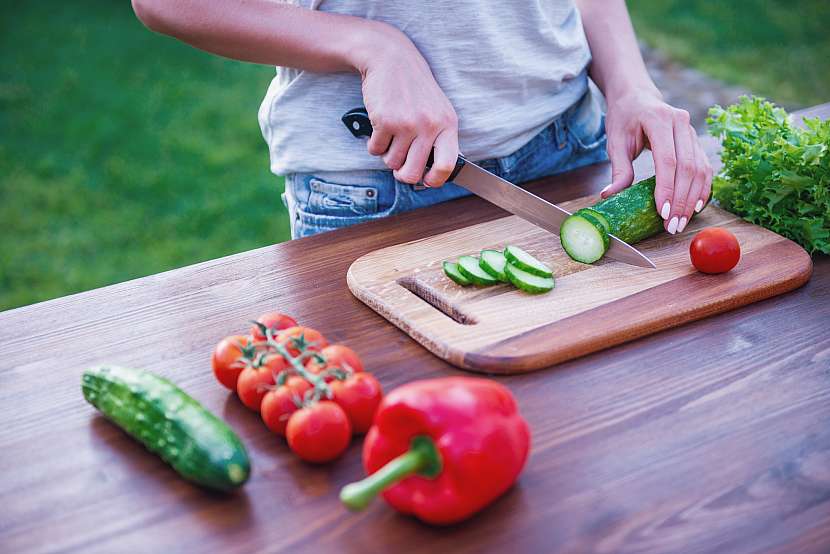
602, 89, 713, 235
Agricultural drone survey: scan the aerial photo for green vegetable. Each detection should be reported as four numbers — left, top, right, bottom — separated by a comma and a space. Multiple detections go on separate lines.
575, 208, 611, 234
505, 263, 555, 294
457, 255, 499, 286
591, 177, 666, 244
708, 96, 829, 255
82, 365, 250, 491
559, 213, 609, 264
504, 245, 552, 278
479, 250, 510, 282
443, 261, 472, 286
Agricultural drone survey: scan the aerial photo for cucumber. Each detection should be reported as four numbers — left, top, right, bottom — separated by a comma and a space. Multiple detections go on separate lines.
457, 255, 499, 286
82, 365, 250, 491
560, 213, 609, 264
443, 261, 472, 286
575, 208, 611, 234
590, 177, 665, 244
479, 249, 509, 282
505, 263, 555, 294
504, 245, 552, 278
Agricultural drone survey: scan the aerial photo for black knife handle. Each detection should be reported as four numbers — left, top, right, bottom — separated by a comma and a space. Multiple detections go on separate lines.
341, 107, 466, 182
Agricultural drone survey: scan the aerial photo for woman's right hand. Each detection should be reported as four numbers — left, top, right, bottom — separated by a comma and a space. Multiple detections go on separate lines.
354, 24, 459, 188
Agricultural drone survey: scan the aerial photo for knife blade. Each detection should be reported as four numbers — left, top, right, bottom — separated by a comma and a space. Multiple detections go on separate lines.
342, 108, 656, 269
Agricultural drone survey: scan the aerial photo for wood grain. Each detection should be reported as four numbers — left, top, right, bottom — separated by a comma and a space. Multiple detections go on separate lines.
348, 203, 811, 373
0, 103, 827, 554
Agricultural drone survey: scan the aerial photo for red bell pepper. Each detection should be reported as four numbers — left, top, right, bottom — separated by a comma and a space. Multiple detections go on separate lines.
340, 377, 531, 525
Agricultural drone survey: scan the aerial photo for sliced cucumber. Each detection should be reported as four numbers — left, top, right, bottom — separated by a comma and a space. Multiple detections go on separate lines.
443, 261, 472, 286
560, 214, 609, 264
503, 245, 552, 278
575, 208, 611, 234
479, 250, 509, 282
572, 211, 610, 253
505, 263, 554, 294
457, 255, 499, 286
591, 177, 664, 244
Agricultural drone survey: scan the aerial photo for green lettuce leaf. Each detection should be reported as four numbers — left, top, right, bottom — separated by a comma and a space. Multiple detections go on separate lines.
707, 96, 829, 255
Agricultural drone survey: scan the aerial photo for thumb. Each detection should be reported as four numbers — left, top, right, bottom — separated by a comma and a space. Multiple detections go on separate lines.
601, 137, 635, 199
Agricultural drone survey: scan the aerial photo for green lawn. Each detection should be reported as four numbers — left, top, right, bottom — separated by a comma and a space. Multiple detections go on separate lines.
629, 0, 829, 107
0, 1, 286, 311
1, 1, 827, 311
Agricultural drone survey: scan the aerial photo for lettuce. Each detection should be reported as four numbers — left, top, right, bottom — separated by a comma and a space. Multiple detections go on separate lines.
707, 96, 829, 255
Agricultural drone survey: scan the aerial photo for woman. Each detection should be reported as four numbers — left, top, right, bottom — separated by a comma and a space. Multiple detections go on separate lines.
132, 0, 711, 238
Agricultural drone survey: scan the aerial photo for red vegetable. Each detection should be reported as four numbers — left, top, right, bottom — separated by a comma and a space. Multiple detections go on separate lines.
261, 375, 312, 436
211, 335, 253, 391
340, 377, 530, 525
306, 344, 364, 381
690, 227, 741, 274
286, 401, 352, 463
277, 326, 328, 358
330, 372, 383, 434
237, 355, 287, 412
250, 312, 298, 342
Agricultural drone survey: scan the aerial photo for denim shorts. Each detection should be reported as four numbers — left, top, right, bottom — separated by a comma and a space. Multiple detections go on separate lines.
282, 87, 608, 239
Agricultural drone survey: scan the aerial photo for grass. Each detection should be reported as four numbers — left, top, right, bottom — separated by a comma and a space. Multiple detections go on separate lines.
0, 1, 287, 311
629, 0, 830, 107
1, 1, 827, 310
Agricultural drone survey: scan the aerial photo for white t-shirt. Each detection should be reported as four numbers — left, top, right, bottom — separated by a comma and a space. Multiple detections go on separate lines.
259, 0, 591, 175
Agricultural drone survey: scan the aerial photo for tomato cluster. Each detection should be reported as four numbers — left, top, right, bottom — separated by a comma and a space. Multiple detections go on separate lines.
211, 312, 383, 463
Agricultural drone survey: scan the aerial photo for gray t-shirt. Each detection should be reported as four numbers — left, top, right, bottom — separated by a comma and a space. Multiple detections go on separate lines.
259, 0, 591, 175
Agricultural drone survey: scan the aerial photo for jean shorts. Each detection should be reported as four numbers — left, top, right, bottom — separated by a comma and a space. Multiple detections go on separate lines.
282, 87, 608, 239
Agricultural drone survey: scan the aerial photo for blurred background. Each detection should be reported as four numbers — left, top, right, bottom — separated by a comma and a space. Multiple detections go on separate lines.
1, 0, 828, 311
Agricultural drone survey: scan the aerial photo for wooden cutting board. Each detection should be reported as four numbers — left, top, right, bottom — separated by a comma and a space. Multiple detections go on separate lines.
347, 195, 812, 374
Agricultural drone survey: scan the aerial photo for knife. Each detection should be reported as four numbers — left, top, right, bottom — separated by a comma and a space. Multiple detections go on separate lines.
342, 107, 655, 269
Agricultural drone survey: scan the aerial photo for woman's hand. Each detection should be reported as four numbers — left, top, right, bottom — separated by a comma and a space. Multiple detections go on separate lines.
355, 25, 459, 187
130, 3, 458, 186
601, 88, 713, 234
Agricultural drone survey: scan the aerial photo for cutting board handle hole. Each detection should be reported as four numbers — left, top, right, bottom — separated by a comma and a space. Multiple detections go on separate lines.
397, 277, 478, 326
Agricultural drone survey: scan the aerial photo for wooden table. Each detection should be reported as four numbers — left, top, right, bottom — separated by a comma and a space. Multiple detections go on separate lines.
1, 104, 828, 554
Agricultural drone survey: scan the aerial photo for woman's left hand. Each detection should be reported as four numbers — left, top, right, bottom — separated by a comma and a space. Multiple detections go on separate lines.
601, 88, 713, 234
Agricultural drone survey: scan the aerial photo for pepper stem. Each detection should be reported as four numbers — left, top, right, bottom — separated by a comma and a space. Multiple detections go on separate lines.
340, 435, 441, 511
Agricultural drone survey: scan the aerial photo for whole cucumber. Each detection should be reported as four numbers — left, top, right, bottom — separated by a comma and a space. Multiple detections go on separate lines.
82, 365, 250, 491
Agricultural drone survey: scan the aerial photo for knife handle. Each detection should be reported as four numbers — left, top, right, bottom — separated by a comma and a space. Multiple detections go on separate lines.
341, 107, 466, 182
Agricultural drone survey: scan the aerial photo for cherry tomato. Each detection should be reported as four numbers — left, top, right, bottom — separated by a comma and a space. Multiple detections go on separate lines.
286, 401, 352, 463
277, 326, 328, 358
261, 376, 312, 436
211, 335, 252, 391
237, 355, 288, 412
690, 227, 741, 274
330, 372, 383, 434
251, 312, 298, 342
306, 344, 364, 381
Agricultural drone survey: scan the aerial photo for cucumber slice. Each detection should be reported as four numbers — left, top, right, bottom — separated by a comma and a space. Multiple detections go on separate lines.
479, 250, 509, 282
457, 256, 499, 286
443, 261, 472, 286
576, 208, 611, 234
505, 263, 555, 294
572, 211, 610, 253
503, 245, 552, 278
560, 214, 609, 264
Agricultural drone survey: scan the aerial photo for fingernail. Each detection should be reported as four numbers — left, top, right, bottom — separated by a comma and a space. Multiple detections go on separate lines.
600, 184, 612, 197
668, 216, 679, 234
695, 199, 704, 213
661, 201, 671, 220
678, 216, 688, 233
